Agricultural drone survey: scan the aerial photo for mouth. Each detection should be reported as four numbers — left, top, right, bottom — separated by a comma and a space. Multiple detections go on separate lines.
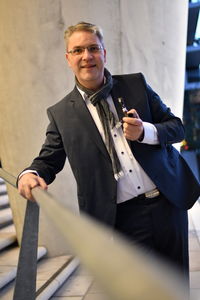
81, 64, 96, 69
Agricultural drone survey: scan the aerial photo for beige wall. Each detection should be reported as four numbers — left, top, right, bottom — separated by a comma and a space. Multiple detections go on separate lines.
0, 0, 188, 256
120, 0, 188, 118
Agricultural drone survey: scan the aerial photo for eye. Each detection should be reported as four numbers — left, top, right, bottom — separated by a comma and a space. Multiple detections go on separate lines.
72, 48, 84, 55
88, 45, 102, 53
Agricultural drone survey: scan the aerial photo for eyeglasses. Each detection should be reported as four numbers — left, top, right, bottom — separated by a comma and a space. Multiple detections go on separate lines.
67, 45, 104, 56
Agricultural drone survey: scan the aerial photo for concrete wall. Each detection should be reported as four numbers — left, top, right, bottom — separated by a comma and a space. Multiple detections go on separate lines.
120, 0, 188, 118
0, 0, 188, 256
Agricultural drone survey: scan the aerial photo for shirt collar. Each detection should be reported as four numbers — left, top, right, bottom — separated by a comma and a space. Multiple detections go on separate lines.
76, 76, 106, 102
76, 86, 87, 101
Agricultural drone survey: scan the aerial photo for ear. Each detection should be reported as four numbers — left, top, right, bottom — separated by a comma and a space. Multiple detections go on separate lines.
65, 52, 72, 67
103, 48, 107, 64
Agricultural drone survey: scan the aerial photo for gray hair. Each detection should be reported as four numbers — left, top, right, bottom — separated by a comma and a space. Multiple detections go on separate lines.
64, 21, 104, 49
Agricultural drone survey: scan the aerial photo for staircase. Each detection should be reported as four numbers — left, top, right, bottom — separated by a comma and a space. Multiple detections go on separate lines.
0, 177, 79, 300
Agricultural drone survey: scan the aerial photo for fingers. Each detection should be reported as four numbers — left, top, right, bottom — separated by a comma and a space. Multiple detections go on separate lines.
18, 173, 47, 201
123, 117, 142, 126
127, 109, 139, 119
37, 177, 48, 190
123, 121, 143, 140
122, 109, 144, 141
123, 108, 140, 124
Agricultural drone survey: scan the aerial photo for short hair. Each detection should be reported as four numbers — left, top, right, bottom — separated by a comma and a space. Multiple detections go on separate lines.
64, 22, 104, 49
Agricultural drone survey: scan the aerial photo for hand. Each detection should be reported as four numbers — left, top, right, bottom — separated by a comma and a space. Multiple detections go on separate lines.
123, 109, 144, 141
18, 173, 48, 201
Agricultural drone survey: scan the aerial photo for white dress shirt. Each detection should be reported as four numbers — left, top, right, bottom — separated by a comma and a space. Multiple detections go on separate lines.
79, 88, 159, 203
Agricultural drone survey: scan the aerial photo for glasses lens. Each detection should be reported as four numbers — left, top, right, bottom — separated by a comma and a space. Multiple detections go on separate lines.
71, 48, 84, 55
88, 45, 102, 53
69, 45, 103, 56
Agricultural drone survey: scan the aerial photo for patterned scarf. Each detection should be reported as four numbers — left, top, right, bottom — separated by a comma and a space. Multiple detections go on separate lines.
76, 68, 123, 180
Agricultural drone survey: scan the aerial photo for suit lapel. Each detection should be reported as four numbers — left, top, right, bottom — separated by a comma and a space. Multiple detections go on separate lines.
111, 78, 125, 121
70, 87, 111, 162
111, 74, 149, 119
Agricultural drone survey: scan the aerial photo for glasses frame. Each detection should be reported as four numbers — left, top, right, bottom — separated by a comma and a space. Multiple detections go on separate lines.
67, 44, 104, 56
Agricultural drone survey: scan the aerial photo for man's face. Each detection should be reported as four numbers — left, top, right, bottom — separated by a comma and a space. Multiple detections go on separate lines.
65, 31, 106, 90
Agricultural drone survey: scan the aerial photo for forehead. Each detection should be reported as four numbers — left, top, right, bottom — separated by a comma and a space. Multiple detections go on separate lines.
67, 31, 101, 48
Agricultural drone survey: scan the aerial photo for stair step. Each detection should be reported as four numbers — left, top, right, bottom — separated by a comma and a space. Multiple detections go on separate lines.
0, 208, 13, 226
0, 246, 47, 289
0, 178, 5, 184
0, 224, 16, 233
51, 265, 93, 300
0, 194, 9, 208
0, 224, 16, 250
0, 184, 7, 195
0, 255, 79, 300
0, 224, 16, 249
36, 256, 79, 300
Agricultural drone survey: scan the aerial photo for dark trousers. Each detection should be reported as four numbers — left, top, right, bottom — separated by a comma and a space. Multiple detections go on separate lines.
114, 193, 189, 281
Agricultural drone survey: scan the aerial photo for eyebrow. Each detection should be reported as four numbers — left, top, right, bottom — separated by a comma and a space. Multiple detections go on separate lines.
72, 44, 100, 49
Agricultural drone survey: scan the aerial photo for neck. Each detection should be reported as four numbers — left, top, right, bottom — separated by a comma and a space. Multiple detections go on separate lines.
75, 68, 112, 96
76, 78, 104, 93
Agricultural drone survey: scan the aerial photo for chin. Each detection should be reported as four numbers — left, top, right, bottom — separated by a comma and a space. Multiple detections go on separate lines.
81, 75, 97, 84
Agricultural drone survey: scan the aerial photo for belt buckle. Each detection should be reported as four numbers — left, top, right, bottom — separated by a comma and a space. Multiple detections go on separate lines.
145, 188, 160, 199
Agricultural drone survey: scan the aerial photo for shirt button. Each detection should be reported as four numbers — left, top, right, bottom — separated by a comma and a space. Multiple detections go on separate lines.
121, 151, 124, 155
137, 186, 141, 189
114, 134, 117, 137
129, 169, 132, 173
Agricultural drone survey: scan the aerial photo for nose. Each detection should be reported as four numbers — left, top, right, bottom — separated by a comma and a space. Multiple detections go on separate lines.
82, 48, 93, 60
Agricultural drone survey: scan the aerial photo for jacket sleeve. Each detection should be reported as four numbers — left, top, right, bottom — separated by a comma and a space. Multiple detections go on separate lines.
23, 108, 67, 184
144, 79, 185, 147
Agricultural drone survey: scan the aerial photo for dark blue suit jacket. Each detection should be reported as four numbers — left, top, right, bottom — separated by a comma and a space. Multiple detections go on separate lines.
27, 73, 200, 226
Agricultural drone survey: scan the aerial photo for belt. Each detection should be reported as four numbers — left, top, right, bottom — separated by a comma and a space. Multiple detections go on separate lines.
118, 188, 161, 207
133, 188, 160, 204
132, 188, 160, 202
132, 188, 160, 204
144, 188, 160, 199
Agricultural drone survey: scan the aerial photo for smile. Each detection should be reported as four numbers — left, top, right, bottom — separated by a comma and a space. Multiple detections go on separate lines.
81, 65, 96, 69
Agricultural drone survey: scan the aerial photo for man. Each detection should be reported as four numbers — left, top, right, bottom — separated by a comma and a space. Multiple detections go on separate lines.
18, 22, 200, 280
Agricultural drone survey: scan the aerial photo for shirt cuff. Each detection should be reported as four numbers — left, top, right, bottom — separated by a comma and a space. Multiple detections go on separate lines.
139, 122, 159, 145
18, 170, 39, 179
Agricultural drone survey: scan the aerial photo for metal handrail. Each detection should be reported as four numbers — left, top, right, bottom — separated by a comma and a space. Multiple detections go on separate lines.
0, 168, 40, 300
0, 168, 189, 300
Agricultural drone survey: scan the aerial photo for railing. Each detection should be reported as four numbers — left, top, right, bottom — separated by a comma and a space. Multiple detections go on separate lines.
0, 167, 189, 300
